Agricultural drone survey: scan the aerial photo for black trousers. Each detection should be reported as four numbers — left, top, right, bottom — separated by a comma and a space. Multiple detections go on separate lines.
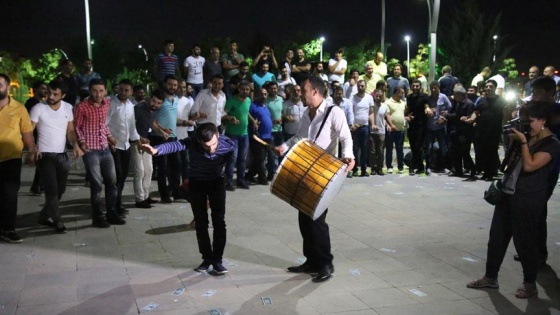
475, 129, 500, 177
299, 209, 333, 268
485, 191, 546, 284
111, 148, 131, 209
450, 132, 474, 174
150, 136, 181, 199
190, 177, 227, 263
0, 158, 22, 230
37, 153, 69, 223
408, 125, 426, 171
247, 137, 270, 182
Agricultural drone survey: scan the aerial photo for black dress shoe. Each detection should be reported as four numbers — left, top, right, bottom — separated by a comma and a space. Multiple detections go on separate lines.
106, 216, 126, 225
237, 181, 250, 189
287, 263, 319, 274
225, 184, 235, 191
313, 265, 333, 283
146, 197, 159, 204
92, 219, 110, 228
135, 200, 152, 209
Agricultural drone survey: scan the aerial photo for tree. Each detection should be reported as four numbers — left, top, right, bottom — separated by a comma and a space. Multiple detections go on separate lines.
340, 40, 380, 74
439, 0, 512, 84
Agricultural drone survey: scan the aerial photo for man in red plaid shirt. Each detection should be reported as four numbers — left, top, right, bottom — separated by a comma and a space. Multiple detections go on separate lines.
74, 78, 126, 228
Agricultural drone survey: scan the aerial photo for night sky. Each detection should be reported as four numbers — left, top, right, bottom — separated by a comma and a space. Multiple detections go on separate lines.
3, 0, 560, 75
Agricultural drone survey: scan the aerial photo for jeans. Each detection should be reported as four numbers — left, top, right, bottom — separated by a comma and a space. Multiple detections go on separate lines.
352, 126, 369, 172
385, 130, 405, 169
424, 128, 448, 170
130, 146, 153, 202
189, 83, 204, 99
0, 158, 22, 230
82, 149, 118, 220
368, 133, 385, 171
111, 148, 131, 209
225, 134, 249, 185
37, 153, 69, 223
190, 177, 227, 263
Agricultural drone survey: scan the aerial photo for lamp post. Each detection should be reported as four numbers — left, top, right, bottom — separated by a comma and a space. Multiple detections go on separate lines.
54, 48, 68, 60
84, 0, 92, 59
319, 36, 325, 61
138, 44, 148, 62
492, 35, 498, 63
381, 0, 386, 55
404, 35, 411, 78
426, 0, 440, 81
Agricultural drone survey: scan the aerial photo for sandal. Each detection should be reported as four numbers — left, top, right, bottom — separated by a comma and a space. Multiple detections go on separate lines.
466, 277, 499, 289
515, 283, 538, 299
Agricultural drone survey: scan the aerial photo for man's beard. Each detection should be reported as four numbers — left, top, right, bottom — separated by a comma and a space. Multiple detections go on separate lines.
0, 90, 7, 101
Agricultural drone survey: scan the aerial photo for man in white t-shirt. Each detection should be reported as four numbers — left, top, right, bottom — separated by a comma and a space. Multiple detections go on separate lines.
328, 50, 347, 84
183, 44, 205, 98
349, 80, 374, 177
30, 80, 83, 234
369, 89, 394, 175
488, 71, 506, 96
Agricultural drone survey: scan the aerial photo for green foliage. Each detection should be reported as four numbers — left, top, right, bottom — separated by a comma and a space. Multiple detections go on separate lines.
33, 50, 62, 82
340, 40, 380, 74
500, 58, 518, 79
386, 58, 402, 75
301, 38, 322, 61
439, 0, 511, 84
405, 43, 430, 79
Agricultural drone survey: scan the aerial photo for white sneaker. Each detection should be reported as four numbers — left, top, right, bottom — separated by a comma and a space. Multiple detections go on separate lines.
387, 168, 393, 174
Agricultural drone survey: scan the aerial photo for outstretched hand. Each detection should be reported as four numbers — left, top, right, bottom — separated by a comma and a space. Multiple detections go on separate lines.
141, 144, 158, 155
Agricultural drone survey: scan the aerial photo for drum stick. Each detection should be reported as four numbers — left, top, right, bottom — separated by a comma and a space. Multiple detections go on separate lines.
252, 134, 269, 146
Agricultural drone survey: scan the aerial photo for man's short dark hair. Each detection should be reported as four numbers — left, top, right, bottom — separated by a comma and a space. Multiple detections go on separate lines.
349, 69, 359, 76
238, 80, 251, 88
411, 79, 421, 85
32, 80, 46, 91
151, 89, 165, 101
239, 61, 248, 68
266, 81, 278, 88
192, 44, 200, 50
229, 40, 237, 45
393, 87, 403, 94
305, 75, 326, 96
119, 79, 133, 87
532, 76, 556, 96
164, 74, 178, 83
195, 123, 219, 143
212, 74, 224, 81
429, 80, 440, 88
48, 79, 67, 94
164, 39, 174, 45
133, 84, 145, 92
88, 78, 105, 90
335, 86, 344, 93
376, 79, 386, 89
59, 59, 72, 67
486, 79, 498, 87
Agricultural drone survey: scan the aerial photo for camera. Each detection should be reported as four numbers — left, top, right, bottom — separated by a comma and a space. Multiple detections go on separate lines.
502, 117, 531, 135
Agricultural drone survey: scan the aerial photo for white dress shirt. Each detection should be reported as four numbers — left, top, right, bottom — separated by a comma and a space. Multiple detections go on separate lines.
189, 88, 226, 127
176, 95, 194, 140
282, 100, 354, 159
107, 96, 140, 150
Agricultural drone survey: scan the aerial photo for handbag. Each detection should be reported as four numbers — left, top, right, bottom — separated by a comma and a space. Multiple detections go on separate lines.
483, 179, 503, 205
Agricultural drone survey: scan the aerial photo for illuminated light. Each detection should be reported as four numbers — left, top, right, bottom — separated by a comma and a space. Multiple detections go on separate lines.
521, 72, 526, 76
504, 90, 517, 101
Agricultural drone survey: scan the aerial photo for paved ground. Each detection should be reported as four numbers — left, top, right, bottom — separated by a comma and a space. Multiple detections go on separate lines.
1, 158, 560, 315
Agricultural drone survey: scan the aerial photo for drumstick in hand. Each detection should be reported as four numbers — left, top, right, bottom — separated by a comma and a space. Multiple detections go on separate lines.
252, 134, 269, 146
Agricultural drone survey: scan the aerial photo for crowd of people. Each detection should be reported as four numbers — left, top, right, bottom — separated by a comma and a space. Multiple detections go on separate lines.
1, 38, 560, 287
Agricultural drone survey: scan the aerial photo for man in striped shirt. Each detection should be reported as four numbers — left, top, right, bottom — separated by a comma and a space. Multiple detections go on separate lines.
154, 40, 181, 84
142, 123, 234, 275
74, 78, 125, 228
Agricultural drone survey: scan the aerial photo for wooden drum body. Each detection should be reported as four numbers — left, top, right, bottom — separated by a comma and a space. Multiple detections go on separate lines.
270, 139, 347, 220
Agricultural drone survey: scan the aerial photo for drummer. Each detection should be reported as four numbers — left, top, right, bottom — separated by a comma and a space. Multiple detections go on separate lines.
275, 75, 355, 282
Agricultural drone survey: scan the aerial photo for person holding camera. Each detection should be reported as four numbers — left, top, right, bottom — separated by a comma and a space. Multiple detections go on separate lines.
466, 101, 560, 299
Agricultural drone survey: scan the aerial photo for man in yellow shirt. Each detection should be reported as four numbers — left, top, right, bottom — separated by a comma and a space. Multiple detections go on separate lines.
0, 73, 37, 243
359, 62, 378, 95
384, 87, 407, 174
368, 52, 388, 83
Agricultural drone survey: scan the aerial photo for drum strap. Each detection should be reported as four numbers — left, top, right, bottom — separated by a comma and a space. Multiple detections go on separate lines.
313, 105, 334, 143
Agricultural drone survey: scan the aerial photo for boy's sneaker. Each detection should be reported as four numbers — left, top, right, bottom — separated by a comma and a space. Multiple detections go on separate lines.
1, 230, 23, 243
194, 260, 212, 272
212, 262, 228, 275
54, 223, 67, 234
387, 168, 393, 174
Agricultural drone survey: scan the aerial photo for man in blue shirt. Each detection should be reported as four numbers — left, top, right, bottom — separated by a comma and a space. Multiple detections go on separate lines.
142, 123, 235, 275
150, 75, 181, 203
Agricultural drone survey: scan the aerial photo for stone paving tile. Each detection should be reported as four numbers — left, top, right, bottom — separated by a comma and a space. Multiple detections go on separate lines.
2, 164, 559, 314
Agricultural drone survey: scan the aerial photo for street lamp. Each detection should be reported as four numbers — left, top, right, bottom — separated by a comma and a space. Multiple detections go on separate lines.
84, 0, 92, 59
319, 36, 325, 61
492, 35, 498, 63
426, 0, 440, 81
404, 35, 411, 78
138, 44, 148, 62
54, 48, 68, 60
381, 0, 386, 55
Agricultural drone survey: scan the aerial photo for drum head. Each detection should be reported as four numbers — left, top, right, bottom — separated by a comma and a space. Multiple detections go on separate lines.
312, 163, 347, 220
